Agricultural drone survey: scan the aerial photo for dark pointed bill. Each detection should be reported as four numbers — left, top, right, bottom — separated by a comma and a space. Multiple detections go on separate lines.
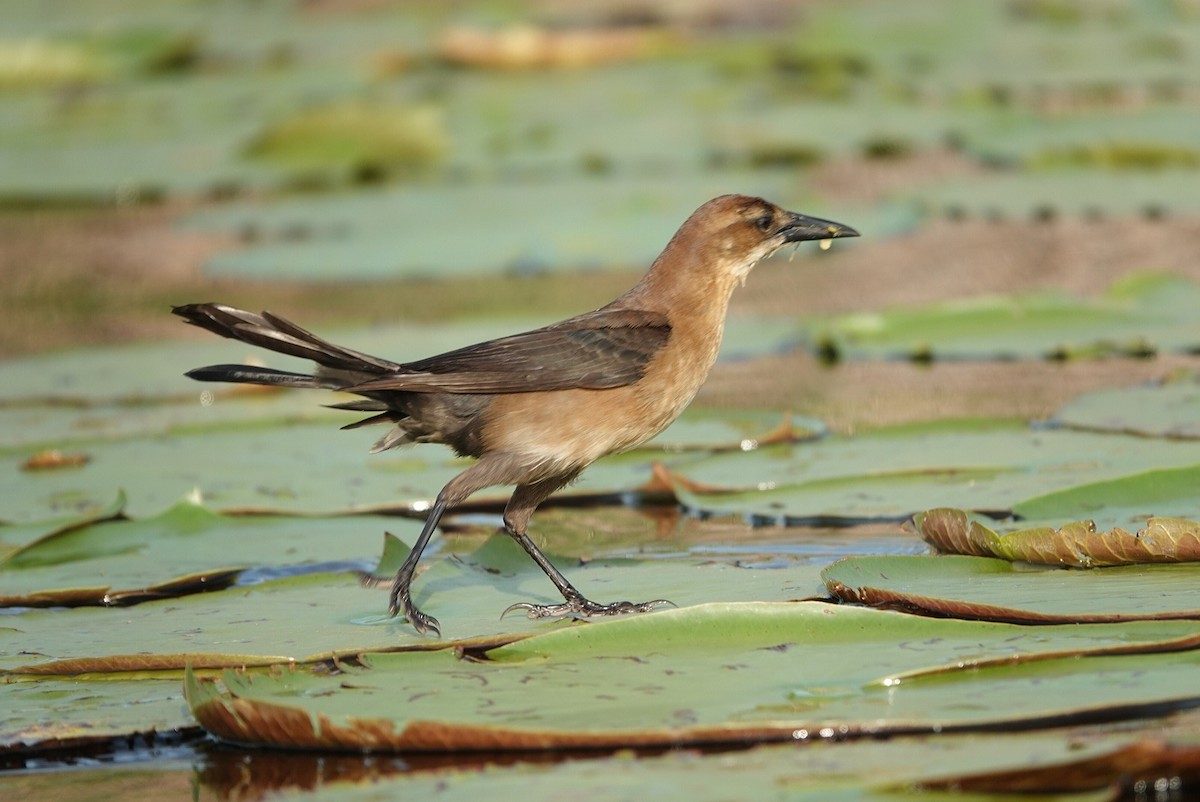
778, 212, 860, 243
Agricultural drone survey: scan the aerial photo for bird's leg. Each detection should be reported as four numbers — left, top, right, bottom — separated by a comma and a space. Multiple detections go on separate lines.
387, 496, 448, 637
499, 475, 674, 621
386, 459, 514, 636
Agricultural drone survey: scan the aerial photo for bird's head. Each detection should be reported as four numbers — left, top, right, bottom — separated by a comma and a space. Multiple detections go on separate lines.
681, 194, 859, 286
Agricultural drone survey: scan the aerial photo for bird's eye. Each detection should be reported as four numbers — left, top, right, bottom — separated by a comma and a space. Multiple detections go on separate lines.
755, 214, 773, 233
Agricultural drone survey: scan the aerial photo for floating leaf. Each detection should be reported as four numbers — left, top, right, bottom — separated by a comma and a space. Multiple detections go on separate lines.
185, 602, 1200, 752
822, 554, 1200, 623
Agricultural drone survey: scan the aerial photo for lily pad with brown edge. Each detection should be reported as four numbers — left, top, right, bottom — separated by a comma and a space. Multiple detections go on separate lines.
183, 601, 1200, 753
821, 554, 1200, 623
914, 507, 1200, 567
0, 532, 829, 675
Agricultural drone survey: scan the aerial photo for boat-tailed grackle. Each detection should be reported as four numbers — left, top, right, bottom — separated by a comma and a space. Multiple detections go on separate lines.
174, 194, 858, 635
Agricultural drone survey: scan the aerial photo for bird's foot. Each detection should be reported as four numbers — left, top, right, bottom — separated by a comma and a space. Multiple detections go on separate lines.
388, 581, 441, 638
502, 595, 675, 622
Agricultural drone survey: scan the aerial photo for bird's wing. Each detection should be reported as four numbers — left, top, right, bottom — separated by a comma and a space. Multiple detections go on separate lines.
348, 308, 672, 394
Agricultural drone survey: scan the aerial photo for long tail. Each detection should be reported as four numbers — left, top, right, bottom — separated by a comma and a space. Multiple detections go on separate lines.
172, 303, 402, 389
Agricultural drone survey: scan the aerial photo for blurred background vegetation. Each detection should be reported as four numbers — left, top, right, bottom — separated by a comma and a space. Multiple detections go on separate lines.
2, 0, 1199, 419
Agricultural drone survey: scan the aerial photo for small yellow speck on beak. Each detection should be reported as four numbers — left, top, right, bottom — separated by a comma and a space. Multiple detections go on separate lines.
819, 238, 833, 251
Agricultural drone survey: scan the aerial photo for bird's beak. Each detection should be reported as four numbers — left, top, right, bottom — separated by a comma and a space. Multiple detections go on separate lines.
778, 212, 860, 243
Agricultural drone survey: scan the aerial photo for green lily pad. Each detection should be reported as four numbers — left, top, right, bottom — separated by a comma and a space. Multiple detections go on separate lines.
184, 602, 1200, 751
822, 554, 1200, 623
804, 272, 1200, 362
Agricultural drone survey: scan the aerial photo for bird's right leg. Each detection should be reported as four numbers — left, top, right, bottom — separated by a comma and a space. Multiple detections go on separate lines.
500, 474, 673, 620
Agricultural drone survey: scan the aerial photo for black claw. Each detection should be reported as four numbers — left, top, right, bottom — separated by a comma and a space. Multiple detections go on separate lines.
388, 582, 441, 637
500, 602, 532, 620
410, 612, 442, 638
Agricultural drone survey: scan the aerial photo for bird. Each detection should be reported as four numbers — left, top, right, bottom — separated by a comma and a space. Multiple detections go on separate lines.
173, 194, 858, 636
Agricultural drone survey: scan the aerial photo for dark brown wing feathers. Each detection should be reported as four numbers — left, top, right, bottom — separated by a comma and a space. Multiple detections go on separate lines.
348, 308, 671, 394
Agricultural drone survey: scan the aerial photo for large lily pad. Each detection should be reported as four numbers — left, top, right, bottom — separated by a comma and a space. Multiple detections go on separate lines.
822, 554, 1200, 623
184, 602, 1200, 751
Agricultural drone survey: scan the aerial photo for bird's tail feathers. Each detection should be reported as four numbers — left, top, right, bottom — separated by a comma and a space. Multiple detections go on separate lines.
184, 364, 324, 388
172, 303, 401, 377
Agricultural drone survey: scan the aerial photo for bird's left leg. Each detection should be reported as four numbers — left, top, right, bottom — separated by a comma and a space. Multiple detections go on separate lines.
500, 472, 674, 621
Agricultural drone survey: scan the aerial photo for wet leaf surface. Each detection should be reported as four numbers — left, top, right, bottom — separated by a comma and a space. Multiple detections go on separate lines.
822, 554, 1200, 623
183, 602, 1200, 751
